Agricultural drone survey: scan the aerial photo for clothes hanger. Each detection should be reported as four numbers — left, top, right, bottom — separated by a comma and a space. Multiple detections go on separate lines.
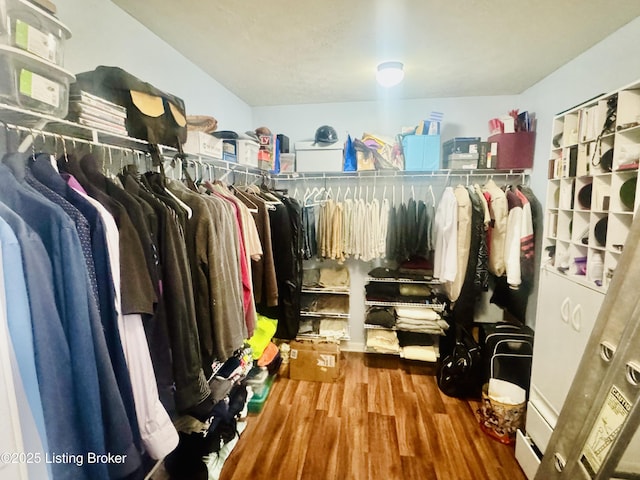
428, 185, 435, 206
230, 184, 259, 213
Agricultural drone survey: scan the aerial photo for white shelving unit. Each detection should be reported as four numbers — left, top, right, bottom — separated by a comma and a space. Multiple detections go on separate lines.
298, 266, 351, 341
364, 275, 446, 361
518, 78, 640, 479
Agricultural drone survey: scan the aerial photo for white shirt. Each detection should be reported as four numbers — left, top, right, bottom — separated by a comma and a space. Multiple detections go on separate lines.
434, 187, 458, 282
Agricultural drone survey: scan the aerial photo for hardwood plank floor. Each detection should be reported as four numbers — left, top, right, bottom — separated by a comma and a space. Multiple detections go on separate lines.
154, 352, 527, 480
219, 352, 526, 480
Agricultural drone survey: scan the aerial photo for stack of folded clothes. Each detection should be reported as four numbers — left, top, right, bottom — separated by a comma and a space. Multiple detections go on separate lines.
318, 266, 350, 289
395, 306, 449, 335
400, 345, 438, 362
365, 306, 396, 328
397, 331, 439, 362
319, 319, 348, 338
366, 329, 400, 354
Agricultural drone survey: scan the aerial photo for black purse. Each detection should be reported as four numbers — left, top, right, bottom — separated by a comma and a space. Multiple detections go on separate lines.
437, 326, 483, 398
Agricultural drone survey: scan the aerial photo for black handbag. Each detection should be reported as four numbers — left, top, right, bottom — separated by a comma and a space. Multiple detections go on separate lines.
72, 66, 187, 163
437, 326, 482, 398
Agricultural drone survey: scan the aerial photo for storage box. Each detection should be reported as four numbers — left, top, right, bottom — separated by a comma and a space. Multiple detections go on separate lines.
1, 0, 71, 66
477, 141, 498, 169
402, 134, 440, 171
0, 44, 74, 117
277, 133, 290, 153
279, 153, 295, 172
488, 131, 536, 170
222, 138, 259, 167
295, 141, 343, 172
444, 153, 478, 169
183, 131, 223, 158
247, 374, 275, 414
442, 137, 481, 159
289, 340, 340, 382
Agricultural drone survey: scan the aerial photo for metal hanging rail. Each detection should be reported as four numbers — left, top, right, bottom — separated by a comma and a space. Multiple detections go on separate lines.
274, 168, 529, 182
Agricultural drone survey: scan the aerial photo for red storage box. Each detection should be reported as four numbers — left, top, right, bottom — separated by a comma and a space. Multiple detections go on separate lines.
488, 131, 535, 170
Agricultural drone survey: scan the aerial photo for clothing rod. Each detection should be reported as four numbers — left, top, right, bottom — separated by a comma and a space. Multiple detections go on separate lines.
2, 122, 267, 177
3, 121, 157, 156
273, 169, 529, 181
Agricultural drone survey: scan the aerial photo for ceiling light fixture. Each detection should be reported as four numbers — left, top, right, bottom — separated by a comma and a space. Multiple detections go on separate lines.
376, 61, 404, 88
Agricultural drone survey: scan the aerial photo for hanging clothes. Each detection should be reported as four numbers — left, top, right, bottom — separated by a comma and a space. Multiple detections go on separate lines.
236, 190, 278, 307
483, 179, 508, 277
166, 179, 246, 375
0, 156, 113, 480
433, 187, 458, 284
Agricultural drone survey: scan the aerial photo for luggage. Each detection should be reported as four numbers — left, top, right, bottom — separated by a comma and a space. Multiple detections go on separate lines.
479, 322, 534, 394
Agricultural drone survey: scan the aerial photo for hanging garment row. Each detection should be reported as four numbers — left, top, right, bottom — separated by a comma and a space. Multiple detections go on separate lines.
435, 180, 541, 326
0, 126, 305, 480
286, 176, 540, 320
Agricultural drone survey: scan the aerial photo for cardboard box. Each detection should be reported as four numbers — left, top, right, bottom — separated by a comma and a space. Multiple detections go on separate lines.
289, 340, 340, 382
295, 141, 344, 172
183, 131, 223, 158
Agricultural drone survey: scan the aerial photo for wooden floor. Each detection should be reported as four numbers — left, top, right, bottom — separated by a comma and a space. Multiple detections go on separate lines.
154, 352, 527, 480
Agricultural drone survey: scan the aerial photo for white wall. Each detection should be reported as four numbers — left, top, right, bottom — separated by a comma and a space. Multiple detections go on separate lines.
522, 16, 640, 200
55, 0, 252, 132
253, 95, 521, 144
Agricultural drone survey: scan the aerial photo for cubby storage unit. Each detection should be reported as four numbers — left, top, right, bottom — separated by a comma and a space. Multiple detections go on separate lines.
544, 81, 640, 291
518, 78, 640, 479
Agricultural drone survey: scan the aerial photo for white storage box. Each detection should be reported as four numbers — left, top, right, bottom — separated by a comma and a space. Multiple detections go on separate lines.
183, 131, 223, 159
0, 44, 74, 117
1, 0, 71, 66
222, 139, 259, 167
295, 141, 343, 172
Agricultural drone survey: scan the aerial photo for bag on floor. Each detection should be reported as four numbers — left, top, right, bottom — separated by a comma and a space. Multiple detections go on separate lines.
437, 326, 482, 398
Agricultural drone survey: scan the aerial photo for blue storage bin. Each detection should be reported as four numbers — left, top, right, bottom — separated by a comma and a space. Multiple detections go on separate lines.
402, 135, 440, 171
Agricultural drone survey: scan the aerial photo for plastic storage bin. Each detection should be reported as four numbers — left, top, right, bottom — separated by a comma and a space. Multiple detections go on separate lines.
1, 0, 71, 66
0, 44, 74, 117
183, 131, 223, 158
402, 134, 440, 171
295, 141, 343, 172
222, 139, 259, 167
247, 374, 274, 414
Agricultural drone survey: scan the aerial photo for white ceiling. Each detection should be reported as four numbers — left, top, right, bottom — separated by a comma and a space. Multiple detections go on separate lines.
112, 0, 640, 107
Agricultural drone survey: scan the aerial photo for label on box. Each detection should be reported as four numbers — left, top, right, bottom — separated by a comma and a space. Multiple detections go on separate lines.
19, 69, 59, 108
290, 349, 298, 360
15, 20, 56, 62
317, 354, 336, 368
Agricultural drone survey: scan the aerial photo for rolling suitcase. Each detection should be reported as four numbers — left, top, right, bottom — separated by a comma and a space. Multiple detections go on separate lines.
480, 322, 534, 393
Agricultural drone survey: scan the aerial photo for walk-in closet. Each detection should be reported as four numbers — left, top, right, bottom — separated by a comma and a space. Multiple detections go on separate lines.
2, 1, 640, 480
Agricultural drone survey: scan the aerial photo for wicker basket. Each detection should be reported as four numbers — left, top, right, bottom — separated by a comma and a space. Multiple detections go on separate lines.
478, 382, 526, 444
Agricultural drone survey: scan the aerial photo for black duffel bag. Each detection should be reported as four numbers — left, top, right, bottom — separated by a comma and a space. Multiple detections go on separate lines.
72, 66, 187, 162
